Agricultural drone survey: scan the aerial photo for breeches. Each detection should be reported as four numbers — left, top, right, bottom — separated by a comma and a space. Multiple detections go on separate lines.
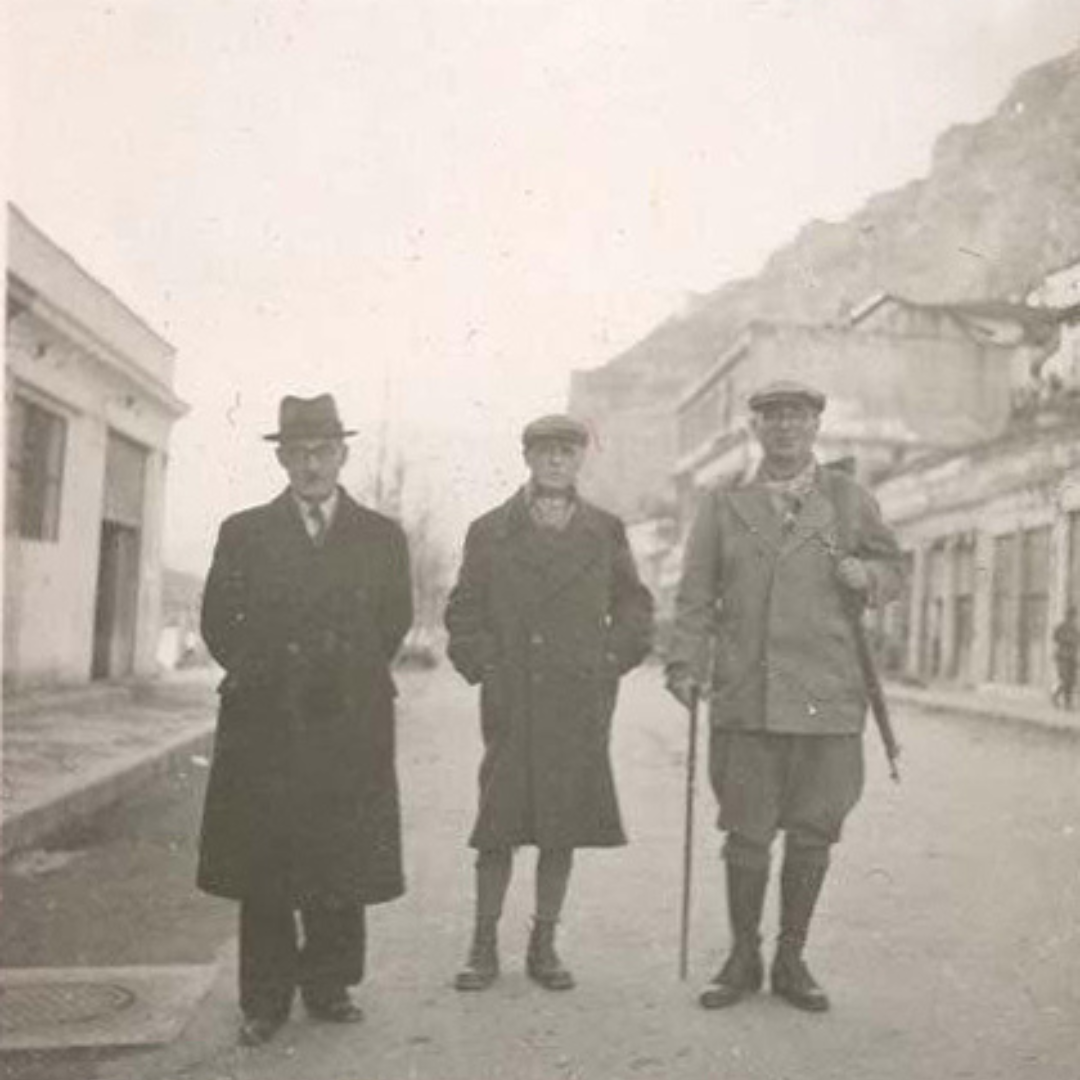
239, 895, 366, 1018
708, 730, 864, 868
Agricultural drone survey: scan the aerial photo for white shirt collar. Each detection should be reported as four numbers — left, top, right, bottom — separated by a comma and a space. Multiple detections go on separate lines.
292, 488, 340, 534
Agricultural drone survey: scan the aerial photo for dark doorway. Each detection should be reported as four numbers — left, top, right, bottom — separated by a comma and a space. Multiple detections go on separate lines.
92, 521, 141, 679
91, 432, 148, 680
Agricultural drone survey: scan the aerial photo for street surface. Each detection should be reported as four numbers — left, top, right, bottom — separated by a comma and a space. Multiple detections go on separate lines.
3, 666, 1080, 1080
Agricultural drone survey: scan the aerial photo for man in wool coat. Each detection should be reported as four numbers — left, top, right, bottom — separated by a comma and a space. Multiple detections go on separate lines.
666, 380, 903, 1014
445, 414, 654, 992
197, 394, 412, 1046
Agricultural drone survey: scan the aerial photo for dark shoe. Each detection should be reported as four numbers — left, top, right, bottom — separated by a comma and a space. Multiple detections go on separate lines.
239, 1014, 286, 1046
771, 950, 830, 1012
526, 921, 575, 991
303, 991, 364, 1023
698, 944, 764, 1009
455, 920, 499, 991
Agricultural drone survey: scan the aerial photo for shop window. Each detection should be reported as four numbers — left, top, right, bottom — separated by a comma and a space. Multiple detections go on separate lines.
951, 537, 976, 681
1018, 526, 1051, 687
1068, 511, 1080, 611
990, 533, 1018, 683
6, 395, 66, 541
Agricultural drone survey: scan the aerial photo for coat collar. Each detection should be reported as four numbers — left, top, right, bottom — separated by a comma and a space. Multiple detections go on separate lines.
494, 487, 607, 537
726, 467, 837, 559
270, 486, 366, 550
493, 487, 609, 607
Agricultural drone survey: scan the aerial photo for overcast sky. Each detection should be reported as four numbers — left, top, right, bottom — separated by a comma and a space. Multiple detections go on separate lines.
8, 0, 1080, 572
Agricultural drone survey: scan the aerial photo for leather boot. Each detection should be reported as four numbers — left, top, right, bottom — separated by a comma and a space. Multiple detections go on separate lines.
771, 856, 830, 1012
454, 917, 499, 991
526, 919, 575, 990
699, 862, 768, 1009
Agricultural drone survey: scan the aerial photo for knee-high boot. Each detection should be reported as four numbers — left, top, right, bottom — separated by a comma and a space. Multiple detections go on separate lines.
771, 854, 830, 1012
698, 862, 768, 1010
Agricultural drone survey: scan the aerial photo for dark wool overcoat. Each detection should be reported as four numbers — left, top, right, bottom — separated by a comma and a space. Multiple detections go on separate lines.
668, 465, 903, 735
445, 490, 654, 850
196, 488, 412, 905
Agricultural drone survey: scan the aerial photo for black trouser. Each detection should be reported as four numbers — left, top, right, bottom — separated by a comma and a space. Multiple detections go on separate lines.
239, 895, 366, 1020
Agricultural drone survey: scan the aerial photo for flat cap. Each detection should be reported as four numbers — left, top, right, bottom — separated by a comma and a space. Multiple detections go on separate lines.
748, 379, 826, 413
521, 413, 590, 448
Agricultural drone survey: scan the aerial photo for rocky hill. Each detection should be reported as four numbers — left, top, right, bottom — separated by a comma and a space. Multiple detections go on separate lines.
572, 47, 1080, 517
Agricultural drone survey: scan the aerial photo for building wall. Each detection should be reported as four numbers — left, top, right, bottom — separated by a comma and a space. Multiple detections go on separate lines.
5, 209, 185, 690
745, 323, 1011, 447
875, 425, 1080, 693
672, 320, 1017, 542
1028, 259, 1080, 390
8, 206, 176, 389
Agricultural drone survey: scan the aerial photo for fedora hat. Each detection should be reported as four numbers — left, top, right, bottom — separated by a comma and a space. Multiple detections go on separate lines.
264, 394, 357, 442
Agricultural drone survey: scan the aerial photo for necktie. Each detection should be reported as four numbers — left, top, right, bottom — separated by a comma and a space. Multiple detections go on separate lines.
307, 501, 327, 547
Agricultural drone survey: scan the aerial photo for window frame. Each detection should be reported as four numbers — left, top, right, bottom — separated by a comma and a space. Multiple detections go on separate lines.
7, 393, 68, 542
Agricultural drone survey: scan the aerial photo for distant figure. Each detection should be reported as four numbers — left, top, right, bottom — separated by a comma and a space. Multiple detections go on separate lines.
444, 414, 654, 993
1051, 605, 1079, 710
666, 380, 904, 1014
196, 394, 413, 1047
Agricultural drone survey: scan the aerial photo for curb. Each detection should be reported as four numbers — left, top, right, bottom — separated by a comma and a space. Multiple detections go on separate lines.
887, 686, 1080, 741
1, 722, 216, 859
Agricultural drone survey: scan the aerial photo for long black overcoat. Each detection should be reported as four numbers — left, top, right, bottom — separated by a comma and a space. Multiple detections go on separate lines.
196, 489, 412, 905
445, 491, 654, 850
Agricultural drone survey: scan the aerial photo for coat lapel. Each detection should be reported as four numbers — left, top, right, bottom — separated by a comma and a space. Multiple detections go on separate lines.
269, 489, 316, 555
499, 490, 606, 611
529, 504, 606, 603
780, 480, 839, 560
727, 485, 783, 555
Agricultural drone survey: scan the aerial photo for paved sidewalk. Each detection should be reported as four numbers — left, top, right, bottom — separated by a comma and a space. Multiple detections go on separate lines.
887, 679, 1080, 737
2, 668, 218, 857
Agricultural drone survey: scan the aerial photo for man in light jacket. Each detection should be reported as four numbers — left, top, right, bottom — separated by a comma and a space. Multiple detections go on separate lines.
666, 380, 903, 1013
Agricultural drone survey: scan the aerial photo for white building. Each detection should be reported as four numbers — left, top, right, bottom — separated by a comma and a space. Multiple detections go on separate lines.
874, 421, 1080, 691
871, 271, 1080, 692
5, 206, 188, 689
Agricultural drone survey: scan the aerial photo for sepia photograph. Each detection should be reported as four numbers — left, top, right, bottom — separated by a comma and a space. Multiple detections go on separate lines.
2, 2, 1079, 1078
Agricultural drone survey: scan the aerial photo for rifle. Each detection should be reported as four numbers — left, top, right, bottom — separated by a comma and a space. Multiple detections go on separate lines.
843, 587, 901, 782
820, 470, 902, 783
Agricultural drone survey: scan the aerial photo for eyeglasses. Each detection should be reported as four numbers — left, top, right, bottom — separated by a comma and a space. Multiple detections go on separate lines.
757, 407, 815, 426
279, 441, 343, 464
528, 438, 582, 455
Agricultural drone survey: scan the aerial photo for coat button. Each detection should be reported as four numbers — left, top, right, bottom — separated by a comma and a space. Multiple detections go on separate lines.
287, 642, 301, 656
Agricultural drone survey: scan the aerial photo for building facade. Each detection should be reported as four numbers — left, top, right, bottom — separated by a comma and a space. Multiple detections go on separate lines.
673, 313, 1020, 520
5, 206, 188, 689
871, 272, 1080, 693
874, 421, 1080, 693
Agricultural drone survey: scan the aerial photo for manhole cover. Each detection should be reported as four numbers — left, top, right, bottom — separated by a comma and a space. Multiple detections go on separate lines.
0, 965, 216, 1051
2, 981, 136, 1032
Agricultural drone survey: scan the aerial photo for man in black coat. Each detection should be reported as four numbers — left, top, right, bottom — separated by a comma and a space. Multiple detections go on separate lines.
445, 414, 654, 993
197, 394, 412, 1046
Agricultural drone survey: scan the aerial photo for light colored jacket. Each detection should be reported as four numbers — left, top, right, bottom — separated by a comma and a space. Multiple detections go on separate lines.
668, 465, 902, 735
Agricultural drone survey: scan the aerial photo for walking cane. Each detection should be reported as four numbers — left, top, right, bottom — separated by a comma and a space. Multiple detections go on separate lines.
678, 685, 700, 981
